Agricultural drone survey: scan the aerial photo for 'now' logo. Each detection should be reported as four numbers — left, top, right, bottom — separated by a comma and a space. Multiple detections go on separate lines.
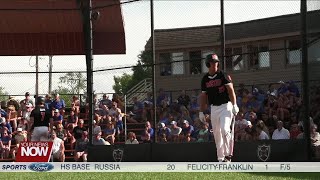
16, 142, 53, 162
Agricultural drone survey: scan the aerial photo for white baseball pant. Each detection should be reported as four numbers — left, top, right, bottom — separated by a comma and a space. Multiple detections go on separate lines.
210, 102, 234, 162
31, 126, 49, 142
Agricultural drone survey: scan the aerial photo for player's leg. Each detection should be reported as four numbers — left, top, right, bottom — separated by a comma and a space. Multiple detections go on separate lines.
220, 102, 233, 160
211, 105, 224, 162
31, 127, 41, 142
39, 127, 49, 142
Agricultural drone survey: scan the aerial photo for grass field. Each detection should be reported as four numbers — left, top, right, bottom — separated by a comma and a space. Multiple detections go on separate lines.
1, 173, 320, 180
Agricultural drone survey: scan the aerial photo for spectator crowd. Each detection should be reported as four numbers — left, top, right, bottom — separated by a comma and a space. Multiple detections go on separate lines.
0, 80, 319, 161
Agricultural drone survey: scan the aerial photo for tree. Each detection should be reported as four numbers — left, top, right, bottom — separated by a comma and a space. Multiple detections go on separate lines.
113, 50, 152, 94
58, 72, 87, 95
52, 73, 87, 107
0, 86, 8, 103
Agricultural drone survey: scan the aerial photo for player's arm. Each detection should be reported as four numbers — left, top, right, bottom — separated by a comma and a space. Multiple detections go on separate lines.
199, 77, 207, 122
225, 83, 237, 106
223, 74, 239, 115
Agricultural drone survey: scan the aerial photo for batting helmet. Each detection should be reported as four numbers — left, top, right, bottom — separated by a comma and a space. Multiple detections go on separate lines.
36, 96, 45, 105
205, 53, 219, 68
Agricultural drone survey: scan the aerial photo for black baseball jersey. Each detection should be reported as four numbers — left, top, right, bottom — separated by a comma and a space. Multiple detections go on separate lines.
201, 71, 232, 106
30, 106, 52, 127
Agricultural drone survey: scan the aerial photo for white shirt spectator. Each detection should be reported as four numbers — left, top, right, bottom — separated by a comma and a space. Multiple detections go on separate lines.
125, 139, 139, 144
272, 128, 290, 140
52, 137, 63, 154
259, 131, 270, 140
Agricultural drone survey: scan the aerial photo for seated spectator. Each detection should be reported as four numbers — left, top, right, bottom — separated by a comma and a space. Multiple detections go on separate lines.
169, 121, 182, 143
235, 115, 248, 141
102, 120, 116, 145
277, 93, 290, 121
51, 131, 65, 162
180, 107, 193, 126
56, 124, 67, 142
272, 121, 290, 140
93, 120, 102, 136
71, 95, 80, 116
7, 105, 18, 132
256, 124, 269, 140
256, 120, 270, 137
141, 121, 154, 141
73, 119, 87, 141
157, 123, 171, 142
99, 94, 111, 116
181, 120, 194, 142
0, 130, 11, 159
197, 122, 209, 142
11, 128, 27, 160
74, 131, 89, 162
177, 90, 190, 109
0, 117, 12, 135
66, 110, 78, 128
112, 94, 125, 112
17, 118, 27, 132
125, 132, 139, 144
93, 133, 110, 145
290, 123, 301, 139
241, 121, 256, 141
142, 100, 154, 122
66, 124, 76, 152
52, 109, 63, 126
44, 94, 52, 111
51, 94, 66, 116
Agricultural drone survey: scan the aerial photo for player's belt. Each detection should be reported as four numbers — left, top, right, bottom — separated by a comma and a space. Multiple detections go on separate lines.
210, 101, 229, 106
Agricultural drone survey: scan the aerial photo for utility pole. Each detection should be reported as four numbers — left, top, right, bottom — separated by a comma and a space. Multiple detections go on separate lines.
35, 56, 39, 97
48, 55, 53, 94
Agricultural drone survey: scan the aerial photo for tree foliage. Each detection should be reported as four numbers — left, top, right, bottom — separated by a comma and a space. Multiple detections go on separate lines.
0, 87, 8, 103
112, 50, 152, 94
52, 72, 87, 107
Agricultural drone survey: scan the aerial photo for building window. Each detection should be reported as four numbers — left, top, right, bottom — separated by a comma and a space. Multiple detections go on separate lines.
159, 52, 184, 76
189, 51, 202, 74
159, 53, 171, 76
201, 50, 214, 73
171, 52, 184, 75
286, 40, 301, 64
248, 44, 270, 69
226, 47, 245, 71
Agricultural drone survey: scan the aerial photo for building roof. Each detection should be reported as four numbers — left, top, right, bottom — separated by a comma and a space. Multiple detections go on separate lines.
146, 10, 320, 50
0, 0, 125, 56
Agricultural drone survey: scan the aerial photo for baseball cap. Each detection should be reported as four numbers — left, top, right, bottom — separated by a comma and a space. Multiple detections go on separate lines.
160, 123, 165, 128
246, 121, 252, 126
183, 120, 189, 124
17, 128, 23, 132
93, 120, 96, 124
206, 54, 220, 62
171, 121, 177, 125
54, 109, 59, 113
25, 92, 30, 96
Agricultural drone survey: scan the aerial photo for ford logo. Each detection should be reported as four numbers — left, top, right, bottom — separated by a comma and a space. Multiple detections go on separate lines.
28, 163, 54, 172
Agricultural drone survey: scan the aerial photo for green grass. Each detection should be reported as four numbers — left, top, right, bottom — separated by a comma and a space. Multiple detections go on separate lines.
1, 173, 320, 180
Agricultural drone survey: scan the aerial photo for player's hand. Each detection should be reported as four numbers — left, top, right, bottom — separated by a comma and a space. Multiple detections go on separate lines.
232, 105, 239, 116
199, 112, 206, 123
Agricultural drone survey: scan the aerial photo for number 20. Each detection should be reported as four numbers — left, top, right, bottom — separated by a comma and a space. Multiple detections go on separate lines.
167, 164, 175, 170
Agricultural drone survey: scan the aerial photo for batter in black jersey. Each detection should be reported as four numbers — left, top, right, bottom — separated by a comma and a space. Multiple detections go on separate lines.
201, 71, 231, 106
199, 53, 239, 162
29, 96, 53, 142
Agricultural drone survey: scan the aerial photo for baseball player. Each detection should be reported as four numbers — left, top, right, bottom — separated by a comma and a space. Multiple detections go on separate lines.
199, 53, 239, 162
29, 96, 53, 142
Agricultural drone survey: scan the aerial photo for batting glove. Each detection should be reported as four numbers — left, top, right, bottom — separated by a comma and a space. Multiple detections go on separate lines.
232, 105, 239, 116
199, 112, 206, 123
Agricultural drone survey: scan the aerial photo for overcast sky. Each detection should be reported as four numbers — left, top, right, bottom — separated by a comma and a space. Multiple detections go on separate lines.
0, 0, 318, 98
